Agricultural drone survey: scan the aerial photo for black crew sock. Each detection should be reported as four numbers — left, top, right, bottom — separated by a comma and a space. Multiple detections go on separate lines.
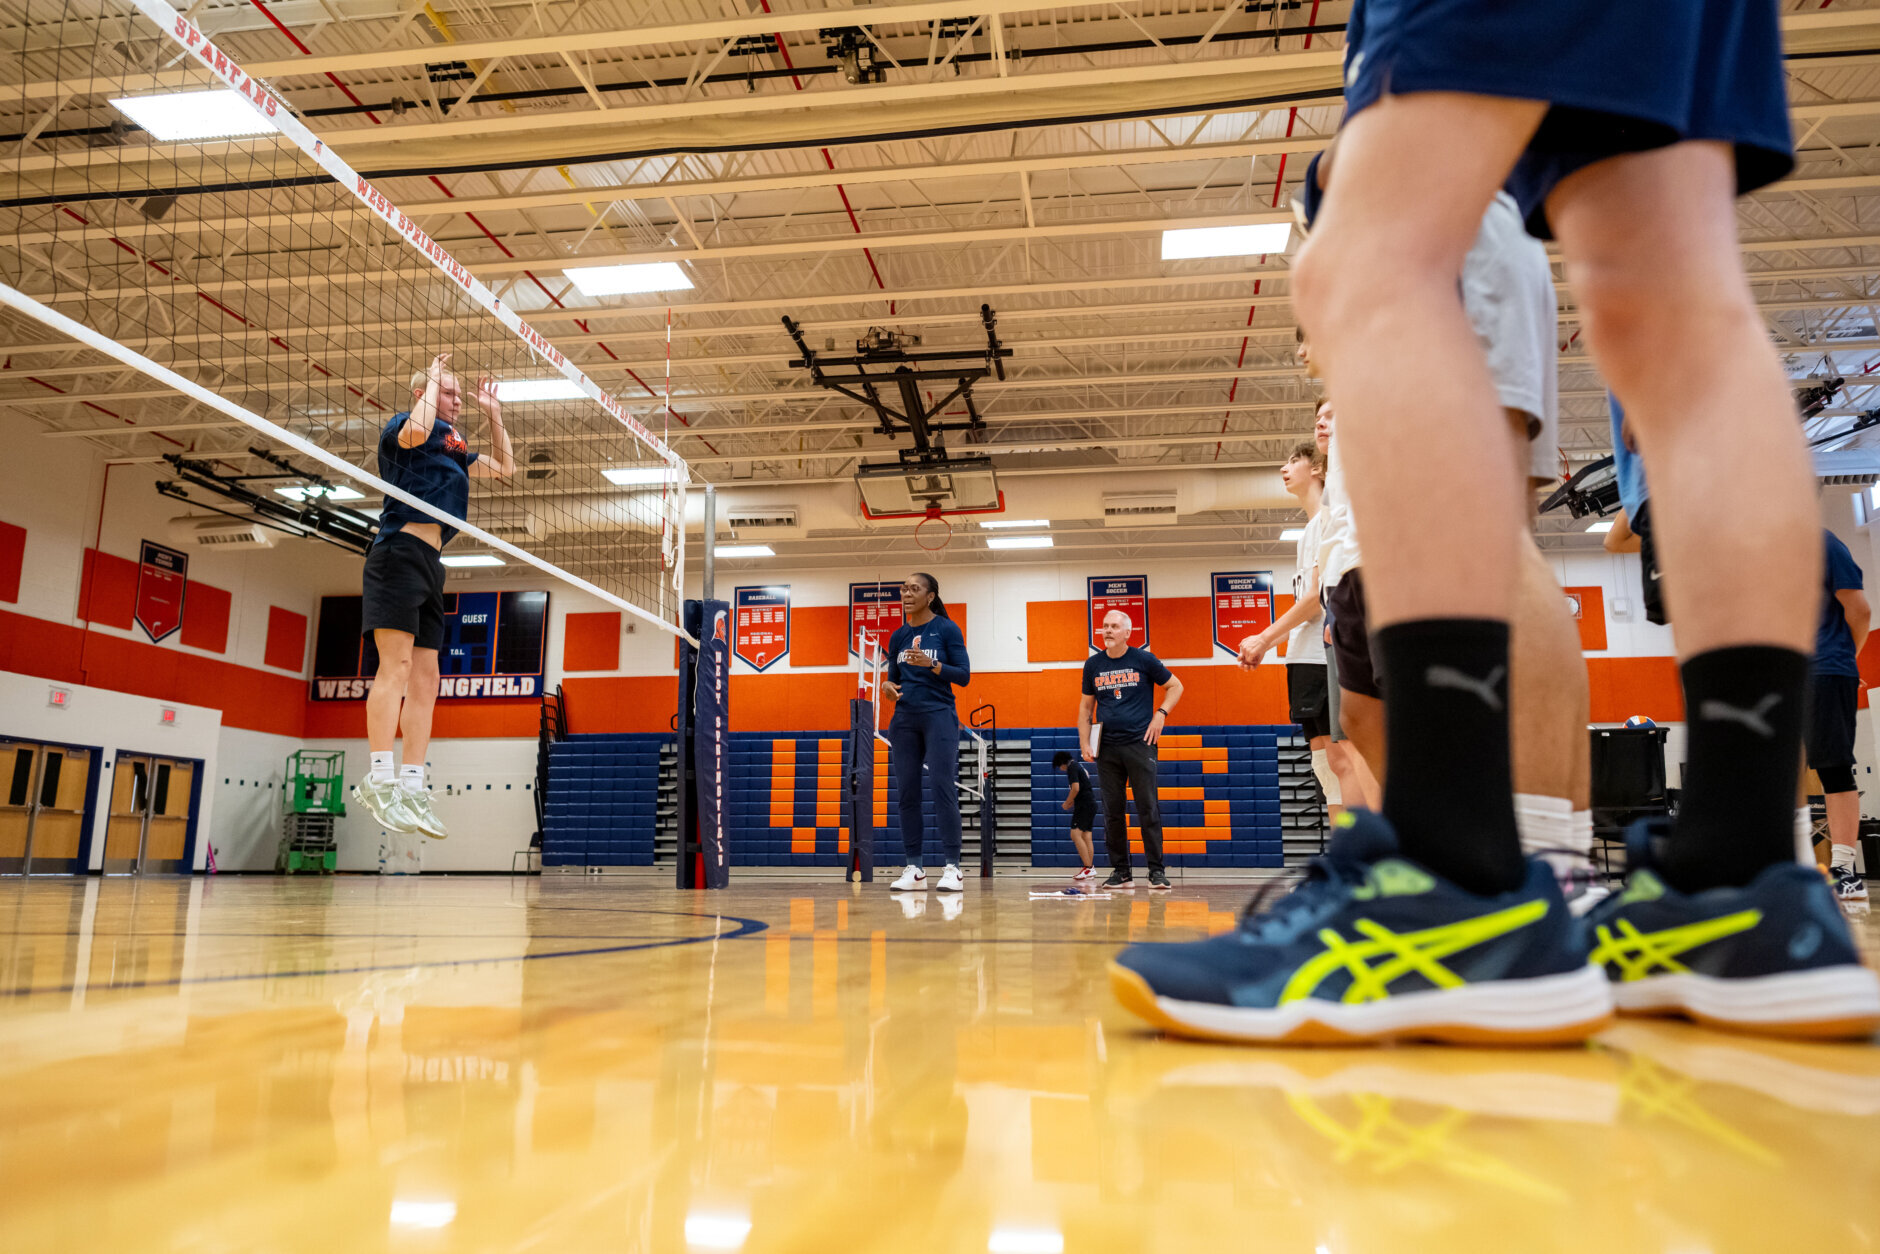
1375, 619, 1525, 896
1658, 646, 1807, 893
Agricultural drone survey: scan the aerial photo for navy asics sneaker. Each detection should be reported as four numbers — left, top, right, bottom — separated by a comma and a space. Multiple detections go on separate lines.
1109, 812, 1612, 1045
1588, 820, 1880, 1040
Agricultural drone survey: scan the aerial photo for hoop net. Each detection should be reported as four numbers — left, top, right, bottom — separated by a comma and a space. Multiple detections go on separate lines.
2, 0, 691, 639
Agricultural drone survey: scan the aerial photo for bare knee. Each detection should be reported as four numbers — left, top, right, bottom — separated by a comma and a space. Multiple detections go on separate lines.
406, 651, 440, 702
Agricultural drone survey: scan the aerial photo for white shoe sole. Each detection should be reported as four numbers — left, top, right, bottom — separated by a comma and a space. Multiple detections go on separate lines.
1111, 963, 1614, 1046
936, 880, 963, 893
1611, 965, 1880, 1039
889, 879, 926, 892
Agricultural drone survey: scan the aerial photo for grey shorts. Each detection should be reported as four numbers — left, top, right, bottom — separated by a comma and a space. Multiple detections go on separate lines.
1464, 192, 1559, 483
1325, 637, 1348, 744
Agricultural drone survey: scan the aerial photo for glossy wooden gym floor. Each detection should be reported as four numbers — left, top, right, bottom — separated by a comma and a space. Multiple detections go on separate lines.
2, 876, 1876, 1254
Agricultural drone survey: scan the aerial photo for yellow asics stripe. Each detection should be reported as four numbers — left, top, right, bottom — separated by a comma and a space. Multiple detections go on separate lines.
1279, 899, 1549, 1006
1590, 910, 1761, 981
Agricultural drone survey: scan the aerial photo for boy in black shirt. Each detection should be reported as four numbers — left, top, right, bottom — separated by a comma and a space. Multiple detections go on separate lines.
352, 352, 514, 839
1079, 610, 1184, 890
1053, 750, 1097, 882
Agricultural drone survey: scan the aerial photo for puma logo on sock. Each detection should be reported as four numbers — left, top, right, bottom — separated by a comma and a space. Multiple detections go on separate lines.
1425, 665, 1506, 711
1698, 694, 1782, 738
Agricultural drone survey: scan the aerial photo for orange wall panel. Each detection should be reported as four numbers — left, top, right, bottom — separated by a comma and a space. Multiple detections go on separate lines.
1148, 596, 1212, 659
563, 611, 622, 672
263, 605, 308, 673
78, 548, 136, 628
1272, 593, 1295, 658
1027, 600, 1087, 663
1585, 657, 1682, 723
0, 519, 23, 604
180, 580, 231, 654
1564, 585, 1608, 651
790, 605, 849, 667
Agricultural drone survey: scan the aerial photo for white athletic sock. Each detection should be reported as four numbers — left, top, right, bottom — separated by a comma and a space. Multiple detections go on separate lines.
1513, 793, 1575, 857
399, 763, 425, 794
1832, 842, 1859, 871
1795, 806, 1815, 866
370, 751, 395, 783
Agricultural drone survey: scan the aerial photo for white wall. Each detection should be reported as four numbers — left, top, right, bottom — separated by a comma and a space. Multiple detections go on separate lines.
302, 736, 539, 872
0, 670, 223, 870
206, 726, 303, 872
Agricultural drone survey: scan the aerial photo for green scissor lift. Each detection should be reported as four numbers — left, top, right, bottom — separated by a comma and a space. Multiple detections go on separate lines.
278, 750, 345, 873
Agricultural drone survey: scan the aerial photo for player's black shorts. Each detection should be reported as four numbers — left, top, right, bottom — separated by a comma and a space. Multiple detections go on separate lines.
1325, 570, 1381, 701
1071, 803, 1097, 831
361, 530, 447, 650
1287, 663, 1331, 741
1343, 0, 1792, 239
1806, 672, 1860, 772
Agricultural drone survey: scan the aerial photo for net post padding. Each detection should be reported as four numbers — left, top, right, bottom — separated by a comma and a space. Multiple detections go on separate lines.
847, 698, 876, 883
0, 283, 693, 643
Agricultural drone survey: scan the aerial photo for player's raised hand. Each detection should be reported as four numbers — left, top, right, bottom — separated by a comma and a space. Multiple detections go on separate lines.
475, 373, 501, 415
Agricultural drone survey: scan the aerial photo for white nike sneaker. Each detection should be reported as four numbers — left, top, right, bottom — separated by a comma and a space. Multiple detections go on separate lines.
400, 790, 449, 840
937, 864, 964, 892
890, 864, 927, 892
1072, 866, 1096, 883
352, 776, 419, 834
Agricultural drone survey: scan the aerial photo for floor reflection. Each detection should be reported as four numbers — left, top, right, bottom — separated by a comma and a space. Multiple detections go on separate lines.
0, 877, 1872, 1253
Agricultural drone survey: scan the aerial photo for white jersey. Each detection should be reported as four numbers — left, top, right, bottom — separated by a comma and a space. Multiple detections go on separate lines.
1317, 435, 1361, 587
1464, 191, 1559, 482
1286, 509, 1327, 665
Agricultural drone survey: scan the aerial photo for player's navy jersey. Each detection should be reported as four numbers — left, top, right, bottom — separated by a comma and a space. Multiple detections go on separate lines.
376, 410, 477, 546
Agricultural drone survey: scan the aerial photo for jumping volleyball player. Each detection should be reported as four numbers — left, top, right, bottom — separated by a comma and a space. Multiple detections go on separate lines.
352, 353, 515, 839
883, 573, 972, 893
1113, 0, 1880, 1042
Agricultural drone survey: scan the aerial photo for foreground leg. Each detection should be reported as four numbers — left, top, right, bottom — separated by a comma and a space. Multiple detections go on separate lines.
1560, 145, 1878, 1037
1552, 144, 1814, 889
1294, 92, 1544, 895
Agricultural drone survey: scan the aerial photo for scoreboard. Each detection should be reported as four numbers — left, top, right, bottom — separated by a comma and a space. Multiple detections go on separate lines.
311, 590, 550, 700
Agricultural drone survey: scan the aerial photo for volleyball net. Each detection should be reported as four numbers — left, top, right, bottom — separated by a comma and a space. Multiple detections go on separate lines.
2, 0, 692, 639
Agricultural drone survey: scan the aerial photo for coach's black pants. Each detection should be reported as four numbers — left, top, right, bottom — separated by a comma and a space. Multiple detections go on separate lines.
1098, 736, 1163, 875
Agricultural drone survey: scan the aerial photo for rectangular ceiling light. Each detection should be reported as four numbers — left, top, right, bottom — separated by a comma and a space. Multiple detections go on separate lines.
496, 379, 585, 403
1161, 223, 1292, 260
979, 518, 1049, 529
440, 553, 505, 567
1585, 520, 1614, 533
602, 466, 668, 486
275, 484, 365, 502
987, 535, 1054, 550
111, 90, 278, 142
562, 261, 694, 296
715, 544, 775, 558
1279, 527, 1304, 541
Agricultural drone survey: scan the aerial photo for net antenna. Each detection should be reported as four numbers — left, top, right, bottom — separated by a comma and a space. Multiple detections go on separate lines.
1, 0, 693, 642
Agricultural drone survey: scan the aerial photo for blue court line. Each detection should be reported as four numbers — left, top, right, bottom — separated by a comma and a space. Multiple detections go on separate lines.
0, 908, 770, 998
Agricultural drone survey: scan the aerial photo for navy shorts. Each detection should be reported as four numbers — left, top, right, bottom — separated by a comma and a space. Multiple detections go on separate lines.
361, 530, 448, 651
1344, 0, 1793, 238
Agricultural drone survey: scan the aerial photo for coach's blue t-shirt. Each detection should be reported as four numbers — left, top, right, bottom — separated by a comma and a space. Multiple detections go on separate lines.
886, 614, 970, 714
1082, 646, 1173, 743
376, 411, 477, 546
1817, 529, 1866, 677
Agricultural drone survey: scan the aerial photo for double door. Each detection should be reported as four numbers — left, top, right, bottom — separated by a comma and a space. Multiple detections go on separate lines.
0, 742, 94, 875
103, 754, 197, 874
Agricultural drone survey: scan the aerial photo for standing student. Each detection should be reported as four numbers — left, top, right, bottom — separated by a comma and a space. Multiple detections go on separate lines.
353, 352, 514, 839
1811, 529, 1870, 905
1114, 0, 1878, 1042
882, 572, 971, 893
1054, 750, 1097, 882
1080, 610, 1184, 891
1237, 440, 1359, 817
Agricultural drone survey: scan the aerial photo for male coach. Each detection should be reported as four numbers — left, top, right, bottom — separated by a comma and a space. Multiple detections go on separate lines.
352, 352, 515, 839
1080, 610, 1184, 891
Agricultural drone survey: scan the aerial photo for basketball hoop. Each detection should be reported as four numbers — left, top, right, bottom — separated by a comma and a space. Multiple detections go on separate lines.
914, 505, 953, 552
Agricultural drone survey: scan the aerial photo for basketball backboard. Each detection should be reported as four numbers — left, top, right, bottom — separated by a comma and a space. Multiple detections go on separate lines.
855, 455, 1002, 520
